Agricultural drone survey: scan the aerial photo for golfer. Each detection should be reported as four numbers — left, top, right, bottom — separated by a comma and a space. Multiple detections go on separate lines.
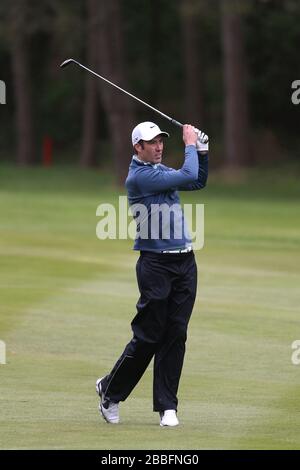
96, 122, 209, 426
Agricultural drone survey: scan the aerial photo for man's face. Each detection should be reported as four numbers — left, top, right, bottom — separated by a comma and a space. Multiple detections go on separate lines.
134, 136, 164, 164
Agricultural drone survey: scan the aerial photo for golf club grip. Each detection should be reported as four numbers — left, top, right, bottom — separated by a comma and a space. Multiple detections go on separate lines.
170, 119, 183, 128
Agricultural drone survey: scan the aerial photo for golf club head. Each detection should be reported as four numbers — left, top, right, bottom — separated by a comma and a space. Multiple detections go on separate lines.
60, 59, 76, 68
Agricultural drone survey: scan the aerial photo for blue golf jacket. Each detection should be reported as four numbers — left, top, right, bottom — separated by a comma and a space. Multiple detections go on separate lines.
125, 145, 208, 252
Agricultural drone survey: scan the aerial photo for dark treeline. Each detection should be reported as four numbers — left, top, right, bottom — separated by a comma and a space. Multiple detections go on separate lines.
0, 0, 299, 183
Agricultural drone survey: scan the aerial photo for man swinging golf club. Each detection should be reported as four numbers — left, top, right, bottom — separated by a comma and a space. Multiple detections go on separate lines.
60, 59, 209, 426
96, 121, 209, 426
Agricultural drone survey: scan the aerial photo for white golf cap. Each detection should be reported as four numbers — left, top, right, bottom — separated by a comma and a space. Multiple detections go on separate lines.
131, 121, 169, 146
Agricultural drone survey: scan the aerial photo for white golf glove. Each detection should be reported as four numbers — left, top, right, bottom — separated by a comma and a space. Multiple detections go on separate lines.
194, 127, 209, 154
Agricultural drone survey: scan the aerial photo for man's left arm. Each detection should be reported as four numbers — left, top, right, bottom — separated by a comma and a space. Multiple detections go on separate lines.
178, 129, 209, 191
177, 152, 208, 191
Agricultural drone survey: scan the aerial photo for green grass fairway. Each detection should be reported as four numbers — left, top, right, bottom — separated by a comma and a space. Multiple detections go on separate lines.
0, 165, 300, 449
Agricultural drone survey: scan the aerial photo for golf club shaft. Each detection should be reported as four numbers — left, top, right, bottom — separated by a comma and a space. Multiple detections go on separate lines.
60, 58, 183, 128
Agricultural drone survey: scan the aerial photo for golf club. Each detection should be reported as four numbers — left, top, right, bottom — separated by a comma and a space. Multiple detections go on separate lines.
60, 58, 183, 128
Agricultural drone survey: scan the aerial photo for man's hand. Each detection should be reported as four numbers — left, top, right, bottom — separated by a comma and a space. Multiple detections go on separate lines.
183, 124, 198, 147
194, 127, 209, 154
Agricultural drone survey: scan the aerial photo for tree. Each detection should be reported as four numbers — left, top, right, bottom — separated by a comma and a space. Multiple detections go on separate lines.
221, 0, 250, 167
180, 0, 204, 127
80, 0, 99, 166
96, 0, 135, 184
9, 0, 35, 165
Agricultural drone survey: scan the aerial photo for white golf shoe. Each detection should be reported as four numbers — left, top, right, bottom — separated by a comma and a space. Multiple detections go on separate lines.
160, 410, 179, 427
96, 377, 119, 424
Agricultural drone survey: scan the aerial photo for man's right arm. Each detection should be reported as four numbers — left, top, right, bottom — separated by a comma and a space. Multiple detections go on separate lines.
135, 145, 199, 193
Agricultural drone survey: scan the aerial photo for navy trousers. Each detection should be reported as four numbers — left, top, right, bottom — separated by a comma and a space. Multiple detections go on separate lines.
101, 250, 197, 412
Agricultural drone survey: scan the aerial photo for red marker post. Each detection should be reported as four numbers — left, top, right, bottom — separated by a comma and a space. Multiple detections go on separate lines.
42, 136, 53, 166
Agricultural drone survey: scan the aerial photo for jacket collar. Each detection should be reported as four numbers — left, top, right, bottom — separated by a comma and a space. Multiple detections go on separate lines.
132, 155, 157, 169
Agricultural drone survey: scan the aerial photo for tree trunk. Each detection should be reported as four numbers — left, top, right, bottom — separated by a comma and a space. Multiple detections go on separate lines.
10, 1, 35, 165
221, 0, 250, 167
180, 0, 204, 127
96, 0, 135, 185
80, 0, 99, 167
